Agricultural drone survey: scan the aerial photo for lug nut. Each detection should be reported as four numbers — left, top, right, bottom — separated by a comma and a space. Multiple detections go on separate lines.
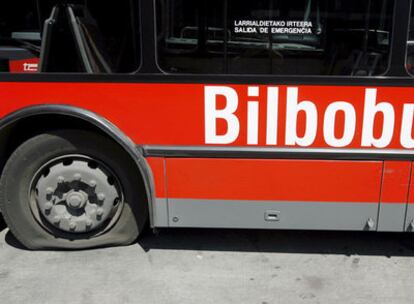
46, 187, 54, 195
57, 176, 65, 183
90, 180, 97, 187
85, 219, 93, 227
69, 222, 76, 230
96, 208, 104, 217
74, 173, 82, 181
97, 193, 105, 201
44, 202, 53, 211
53, 216, 61, 225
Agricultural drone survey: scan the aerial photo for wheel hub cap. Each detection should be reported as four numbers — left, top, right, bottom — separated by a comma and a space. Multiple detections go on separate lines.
32, 156, 123, 234
66, 191, 87, 209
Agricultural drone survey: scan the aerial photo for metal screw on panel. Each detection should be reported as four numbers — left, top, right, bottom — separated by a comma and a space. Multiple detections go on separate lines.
366, 218, 375, 229
172, 217, 179, 223
410, 220, 414, 231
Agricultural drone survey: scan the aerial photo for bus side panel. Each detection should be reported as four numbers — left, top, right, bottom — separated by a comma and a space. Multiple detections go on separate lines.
165, 159, 383, 230
377, 161, 411, 232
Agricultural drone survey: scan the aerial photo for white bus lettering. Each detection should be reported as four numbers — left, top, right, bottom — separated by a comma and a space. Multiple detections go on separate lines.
361, 88, 395, 148
247, 87, 260, 145
204, 85, 414, 149
205, 86, 240, 144
285, 87, 318, 147
400, 104, 414, 148
266, 87, 279, 145
323, 102, 356, 147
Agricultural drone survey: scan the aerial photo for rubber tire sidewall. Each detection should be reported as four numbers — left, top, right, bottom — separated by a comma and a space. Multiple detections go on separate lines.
0, 130, 148, 250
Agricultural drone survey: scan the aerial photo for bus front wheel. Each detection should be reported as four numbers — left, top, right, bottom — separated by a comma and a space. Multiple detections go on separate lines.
0, 130, 147, 250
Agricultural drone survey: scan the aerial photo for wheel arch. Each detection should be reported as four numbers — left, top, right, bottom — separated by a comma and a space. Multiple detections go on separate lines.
0, 105, 156, 228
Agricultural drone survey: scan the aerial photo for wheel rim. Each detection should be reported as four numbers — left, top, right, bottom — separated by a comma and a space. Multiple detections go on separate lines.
29, 155, 124, 234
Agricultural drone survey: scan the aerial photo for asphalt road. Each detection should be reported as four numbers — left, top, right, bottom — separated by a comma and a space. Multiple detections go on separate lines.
1, 219, 414, 304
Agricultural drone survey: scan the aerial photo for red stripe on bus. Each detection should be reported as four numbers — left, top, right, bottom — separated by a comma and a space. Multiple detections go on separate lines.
1, 83, 414, 149
380, 161, 411, 203
166, 158, 383, 202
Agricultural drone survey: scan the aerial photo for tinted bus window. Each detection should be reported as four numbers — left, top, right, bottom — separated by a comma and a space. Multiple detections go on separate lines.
156, 0, 394, 76
0, 1, 140, 74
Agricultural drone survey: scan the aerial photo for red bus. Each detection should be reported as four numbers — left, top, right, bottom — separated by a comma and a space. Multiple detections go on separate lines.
0, 0, 414, 249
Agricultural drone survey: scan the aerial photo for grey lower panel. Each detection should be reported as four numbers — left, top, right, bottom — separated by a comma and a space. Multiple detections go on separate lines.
377, 203, 407, 232
167, 199, 378, 231
152, 198, 169, 227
